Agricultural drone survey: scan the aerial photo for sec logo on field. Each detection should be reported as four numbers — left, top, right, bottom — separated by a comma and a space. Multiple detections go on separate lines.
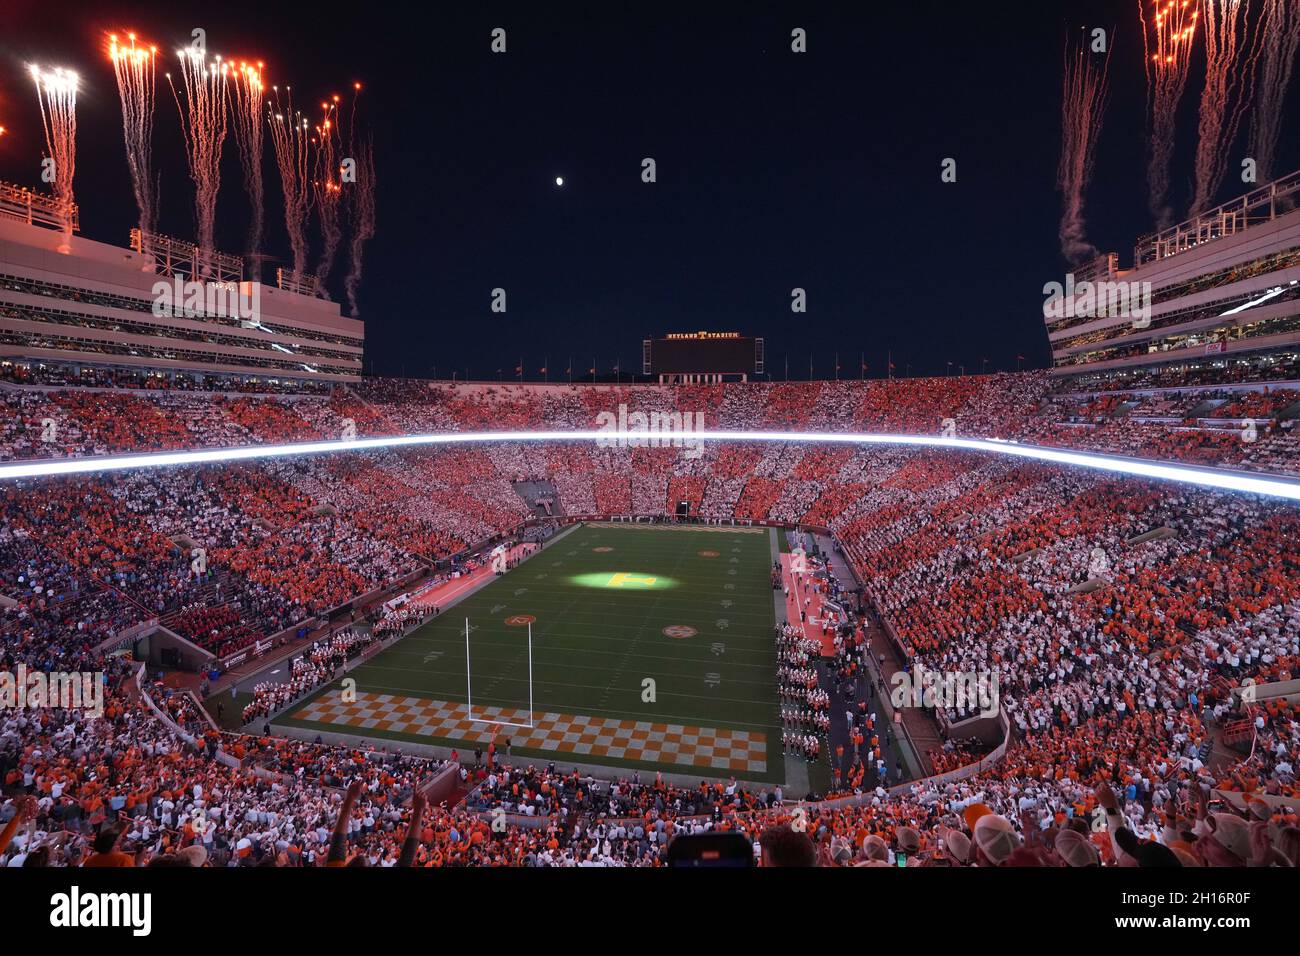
663, 625, 698, 639
504, 615, 536, 626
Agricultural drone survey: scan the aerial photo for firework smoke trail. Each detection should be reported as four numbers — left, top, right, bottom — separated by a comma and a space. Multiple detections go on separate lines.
168, 49, 229, 275
267, 87, 313, 284
108, 34, 158, 235
1189, 0, 1266, 217
345, 136, 376, 317
340, 83, 375, 317
229, 61, 266, 270
1249, 0, 1300, 184
1057, 33, 1111, 266
312, 96, 343, 294
1138, 0, 1199, 230
30, 66, 79, 251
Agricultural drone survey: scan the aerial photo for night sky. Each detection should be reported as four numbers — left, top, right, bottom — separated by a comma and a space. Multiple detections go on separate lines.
0, 1, 1295, 380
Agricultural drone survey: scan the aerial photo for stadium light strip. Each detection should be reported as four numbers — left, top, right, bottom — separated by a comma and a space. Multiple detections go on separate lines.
1, 430, 1299, 501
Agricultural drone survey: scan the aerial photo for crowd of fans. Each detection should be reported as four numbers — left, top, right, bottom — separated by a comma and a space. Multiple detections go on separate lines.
241, 628, 378, 724
0, 370, 1297, 866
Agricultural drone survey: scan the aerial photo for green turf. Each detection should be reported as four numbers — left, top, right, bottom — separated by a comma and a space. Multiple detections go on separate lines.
279, 523, 786, 781
205, 690, 253, 731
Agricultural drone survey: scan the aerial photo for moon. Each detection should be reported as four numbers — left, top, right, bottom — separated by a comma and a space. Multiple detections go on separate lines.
555, 176, 564, 186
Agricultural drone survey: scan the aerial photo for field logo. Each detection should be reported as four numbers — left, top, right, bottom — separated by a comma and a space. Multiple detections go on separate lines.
1042, 272, 1152, 329
890, 666, 999, 718
594, 403, 705, 459
608, 572, 657, 588
1, 666, 104, 718
698, 549, 719, 558
663, 625, 697, 639
504, 614, 535, 626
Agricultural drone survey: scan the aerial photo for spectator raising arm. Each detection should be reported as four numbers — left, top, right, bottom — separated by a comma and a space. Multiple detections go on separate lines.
0, 797, 37, 856
327, 780, 365, 867
397, 787, 429, 868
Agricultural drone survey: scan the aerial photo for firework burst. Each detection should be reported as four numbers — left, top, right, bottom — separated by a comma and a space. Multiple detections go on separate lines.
1248, 0, 1300, 184
1057, 31, 1111, 265
229, 60, 267, 270
313, 95, 343, 294
268, 86, 313, 285
168, 48, 229, 274
1189, 0, 1266, 217
1138, 0, 1199, 229
29, 65, 78, 250
108, 33, 158, 235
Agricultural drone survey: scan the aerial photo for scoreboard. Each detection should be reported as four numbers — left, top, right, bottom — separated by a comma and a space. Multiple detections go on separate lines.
643, 332, 763, 378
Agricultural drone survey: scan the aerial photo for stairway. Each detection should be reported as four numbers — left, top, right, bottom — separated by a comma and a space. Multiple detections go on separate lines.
512, 479, 563, 517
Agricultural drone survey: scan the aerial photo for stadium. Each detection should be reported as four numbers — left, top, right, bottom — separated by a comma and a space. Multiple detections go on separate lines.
0, 2, 1297, 925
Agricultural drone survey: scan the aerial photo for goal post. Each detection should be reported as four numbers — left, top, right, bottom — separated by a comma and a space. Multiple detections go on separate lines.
464, 617, 535, 729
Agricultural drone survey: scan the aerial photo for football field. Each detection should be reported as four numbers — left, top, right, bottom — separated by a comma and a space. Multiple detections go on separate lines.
280, 523, 787, 781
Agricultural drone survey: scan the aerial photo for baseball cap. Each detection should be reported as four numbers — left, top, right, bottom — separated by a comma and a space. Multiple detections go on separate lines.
1055, 828, 1100, 867
941, 827, 971, 864
895, 826, 921, 854
973, 813, 1020, 865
